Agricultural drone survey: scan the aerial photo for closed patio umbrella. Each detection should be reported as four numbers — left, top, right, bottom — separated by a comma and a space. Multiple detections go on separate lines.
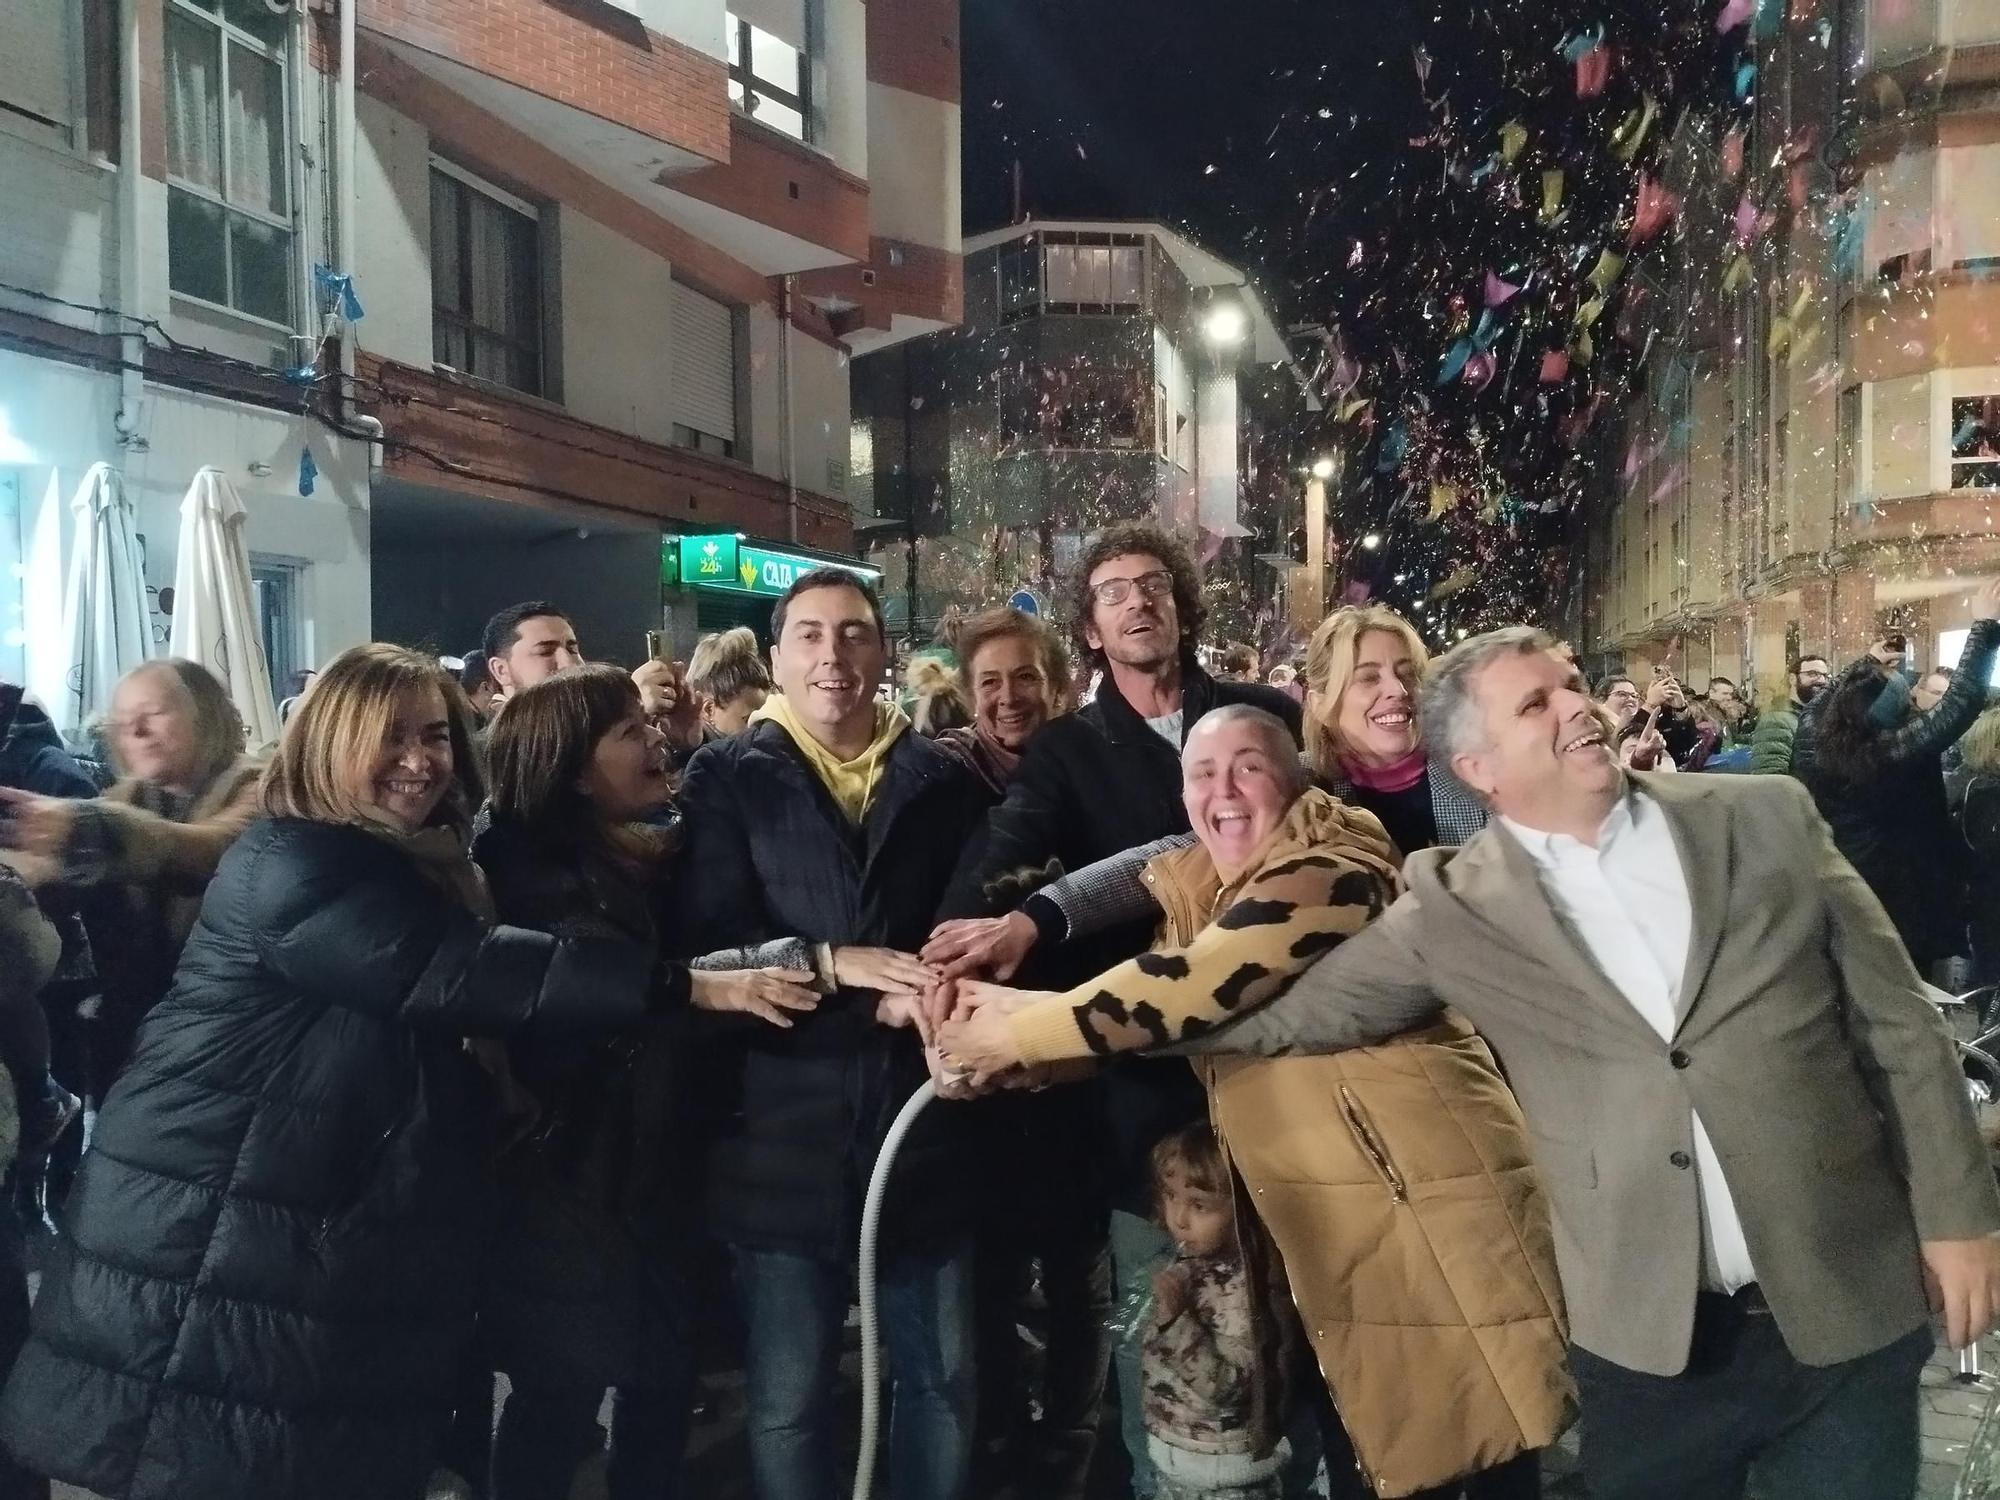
57, 462, 151, 742
169, 467, 279, 747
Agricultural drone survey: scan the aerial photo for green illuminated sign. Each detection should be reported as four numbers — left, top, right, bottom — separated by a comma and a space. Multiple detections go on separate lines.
669, 534, 882, 598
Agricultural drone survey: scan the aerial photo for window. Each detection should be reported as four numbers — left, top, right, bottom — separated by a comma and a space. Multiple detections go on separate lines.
998, 237, 1040, 322
999, 355, 1145, 449
251, 556, 303, 700
164, 0, 293, 326
727, 10, 809, 142
430, 162, 544, 397
671, 282, 739, 456
1041, 233, 1146, 314
1952, 396, 2000, 489
0, 3, 74, 140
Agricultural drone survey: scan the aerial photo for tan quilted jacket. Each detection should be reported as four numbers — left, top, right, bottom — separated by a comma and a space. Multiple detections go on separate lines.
1007, 789, 1575, 1498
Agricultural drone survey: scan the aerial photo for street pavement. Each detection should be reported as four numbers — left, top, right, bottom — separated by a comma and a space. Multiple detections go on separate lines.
43, 1323, 2000, 1499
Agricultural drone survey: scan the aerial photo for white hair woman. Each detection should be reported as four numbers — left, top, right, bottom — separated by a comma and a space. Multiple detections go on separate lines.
938, 704, 1570, 1499
0, 658, 262, 1088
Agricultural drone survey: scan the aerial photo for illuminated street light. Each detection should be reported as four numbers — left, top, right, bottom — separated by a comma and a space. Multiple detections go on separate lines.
1310, 457, 1335, 480
1204, 303, 1247, 347
1360, 532, 1382, 550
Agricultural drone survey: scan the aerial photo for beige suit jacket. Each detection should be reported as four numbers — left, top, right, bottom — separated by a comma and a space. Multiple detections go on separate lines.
1184, 770, 2000, 1376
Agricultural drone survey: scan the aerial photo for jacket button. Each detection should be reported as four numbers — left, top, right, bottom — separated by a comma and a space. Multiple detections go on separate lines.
1670, 1049, 1690, 1069
1670, 1151, 1692, 1169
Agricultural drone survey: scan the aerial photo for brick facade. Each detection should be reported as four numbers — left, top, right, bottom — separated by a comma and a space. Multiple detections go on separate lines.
865, 0, 960, 103
674, 116, 873, 266
359, 354, 855, 554
355, 0, 732, 164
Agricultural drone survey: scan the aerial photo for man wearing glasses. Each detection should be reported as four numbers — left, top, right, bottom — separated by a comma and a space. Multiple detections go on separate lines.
936, 520, 1301, 1499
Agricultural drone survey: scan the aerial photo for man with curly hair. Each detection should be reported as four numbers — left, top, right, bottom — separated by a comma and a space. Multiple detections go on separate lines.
937, 520, 1301, 1499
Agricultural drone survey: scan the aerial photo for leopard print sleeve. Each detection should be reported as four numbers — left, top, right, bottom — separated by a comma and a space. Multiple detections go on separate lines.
1006, 848, 1399, 1066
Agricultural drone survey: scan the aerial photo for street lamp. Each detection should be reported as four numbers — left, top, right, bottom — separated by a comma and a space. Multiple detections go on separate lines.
1204, 303, 1247, 348
1310, 457, 1335, 480
1361, 532, 1382, 550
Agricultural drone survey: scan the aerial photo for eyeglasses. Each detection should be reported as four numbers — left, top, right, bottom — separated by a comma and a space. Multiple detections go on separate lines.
1088, 570, 1175, 609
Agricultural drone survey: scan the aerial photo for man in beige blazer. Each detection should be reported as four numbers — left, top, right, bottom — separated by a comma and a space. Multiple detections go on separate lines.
1173, 625, 2000, 1500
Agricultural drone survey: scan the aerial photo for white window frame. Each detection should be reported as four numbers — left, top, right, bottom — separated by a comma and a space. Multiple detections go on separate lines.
164, 0, 297, 329
428, 156, 547, 399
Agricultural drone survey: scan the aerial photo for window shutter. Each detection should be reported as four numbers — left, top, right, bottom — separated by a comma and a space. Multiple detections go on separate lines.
0, 4, 72, 127
673, 284, 737, 444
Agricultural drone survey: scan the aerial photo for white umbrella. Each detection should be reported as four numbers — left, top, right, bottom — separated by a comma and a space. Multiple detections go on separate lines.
169, 467, 278, 747
57, 462, 151, 742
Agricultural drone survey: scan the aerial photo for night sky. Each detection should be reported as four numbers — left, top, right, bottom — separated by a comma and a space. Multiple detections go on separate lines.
964, 0, 1441, 319
959, 0, 1760, 633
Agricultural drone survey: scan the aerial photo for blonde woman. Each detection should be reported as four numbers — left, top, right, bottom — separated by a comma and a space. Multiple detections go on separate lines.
0, 658, 262, 1087
0, 644, 664, 1500
687, 627, 773, 739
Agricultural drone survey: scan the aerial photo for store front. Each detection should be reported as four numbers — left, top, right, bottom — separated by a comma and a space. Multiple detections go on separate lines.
663, 532, 885, 650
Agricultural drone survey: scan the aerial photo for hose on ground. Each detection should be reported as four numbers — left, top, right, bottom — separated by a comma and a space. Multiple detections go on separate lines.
852, 1078, 939, 1500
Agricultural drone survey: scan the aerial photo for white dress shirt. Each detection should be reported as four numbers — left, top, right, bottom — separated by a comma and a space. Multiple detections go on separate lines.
1500, 790, 1758, 1292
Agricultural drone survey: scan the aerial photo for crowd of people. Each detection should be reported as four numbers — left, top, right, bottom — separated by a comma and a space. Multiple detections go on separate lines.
1, 518, 1998, 1500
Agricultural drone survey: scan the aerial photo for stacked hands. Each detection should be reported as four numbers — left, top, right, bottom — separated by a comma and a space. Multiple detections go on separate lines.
705, 910, 1051, 1095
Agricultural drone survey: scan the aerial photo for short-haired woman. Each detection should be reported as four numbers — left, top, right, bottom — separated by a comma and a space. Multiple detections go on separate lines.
473, 665, 816, 1500
0, 644, 671, 1500
0, 658, 262, 1091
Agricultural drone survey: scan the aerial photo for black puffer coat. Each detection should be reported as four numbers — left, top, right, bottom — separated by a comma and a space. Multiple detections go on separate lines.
672, 720, 988, 1259
472, 820, 812, 1389
0, 817, 655, 1500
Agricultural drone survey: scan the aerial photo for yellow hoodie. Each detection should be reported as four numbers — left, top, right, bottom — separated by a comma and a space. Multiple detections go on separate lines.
751, 692, 910, 823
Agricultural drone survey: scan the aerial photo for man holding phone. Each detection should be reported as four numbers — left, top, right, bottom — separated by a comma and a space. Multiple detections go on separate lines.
479, 601, 702, 745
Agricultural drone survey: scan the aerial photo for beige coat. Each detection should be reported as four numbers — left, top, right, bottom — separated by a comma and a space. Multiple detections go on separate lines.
1183, 772, 2000, 1376
1008, 791, 1575, 1497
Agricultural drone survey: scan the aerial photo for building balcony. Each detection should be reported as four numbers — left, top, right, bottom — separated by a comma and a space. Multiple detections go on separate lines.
797, 236, 962, 351
1847, 270, 2000, 380
356, 353, 853, 553
359, 0, 734, 188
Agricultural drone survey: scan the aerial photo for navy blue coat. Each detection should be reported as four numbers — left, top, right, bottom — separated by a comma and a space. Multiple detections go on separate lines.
0, 817, 653, 1500
672, 720, 988, 1259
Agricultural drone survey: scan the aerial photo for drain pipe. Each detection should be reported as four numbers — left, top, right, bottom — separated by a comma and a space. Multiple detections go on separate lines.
781, 275, 798, 543
111, 0, 146, 448
337, 0, 358, 413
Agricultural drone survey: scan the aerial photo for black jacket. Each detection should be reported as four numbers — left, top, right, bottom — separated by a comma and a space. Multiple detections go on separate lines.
671, 719, 989, 1258
0, 818, 654, 1500
1796, 620, 2000, 969
472, 821, 692, 1391
940, 660, 1302, 1208
0, 701, 98, 798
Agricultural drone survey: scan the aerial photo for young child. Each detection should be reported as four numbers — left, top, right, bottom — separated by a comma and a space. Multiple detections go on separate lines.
1141, 1121, 1285, 1500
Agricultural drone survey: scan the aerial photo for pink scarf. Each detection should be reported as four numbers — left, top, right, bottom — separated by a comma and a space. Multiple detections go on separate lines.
1340, 746, 1427, 793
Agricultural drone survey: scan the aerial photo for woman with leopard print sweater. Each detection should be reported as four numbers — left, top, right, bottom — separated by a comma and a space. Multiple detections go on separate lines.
939, 705, 1572, 1500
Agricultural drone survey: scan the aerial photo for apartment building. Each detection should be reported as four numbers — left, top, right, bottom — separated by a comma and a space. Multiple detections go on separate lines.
0, 0, 958, 704
1572, 0, 2000, 696
847, 219, 1308, 643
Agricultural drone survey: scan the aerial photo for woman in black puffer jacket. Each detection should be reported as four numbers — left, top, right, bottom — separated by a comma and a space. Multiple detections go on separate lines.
0, 644, 664, 1500
472, 666, 818, 1500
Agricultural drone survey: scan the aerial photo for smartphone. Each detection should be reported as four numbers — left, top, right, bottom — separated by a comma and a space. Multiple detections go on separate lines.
1884, 633, 1907, 653
644, 630, 667, 663
0, 682, 20, 749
